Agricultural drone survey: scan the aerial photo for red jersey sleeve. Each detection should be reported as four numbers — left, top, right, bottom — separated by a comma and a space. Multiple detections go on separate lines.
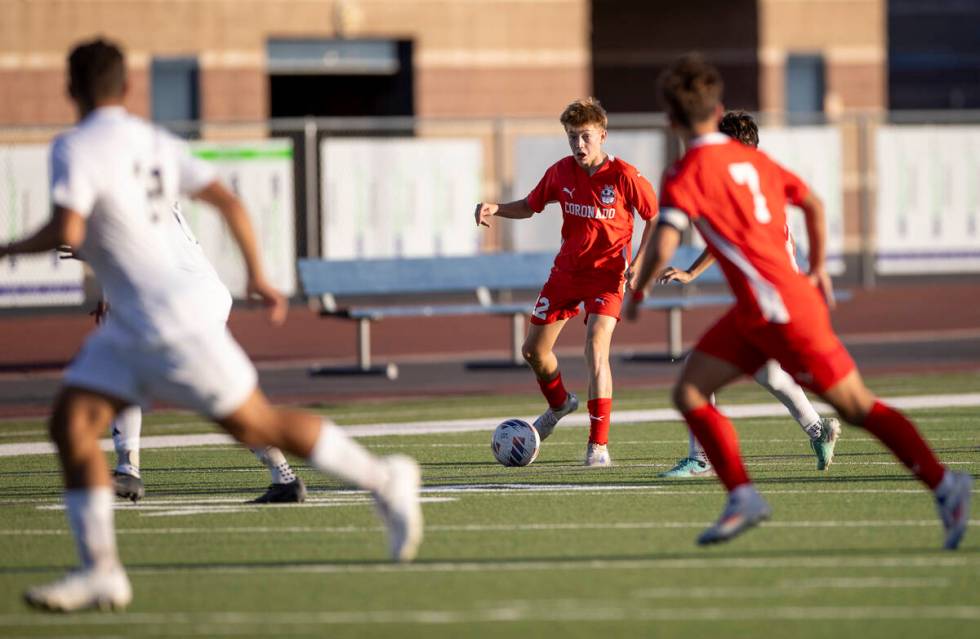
525, 162, 561, 213
658, 165, 699, 231
776, 163, 810, 207
622, 167, 658, 221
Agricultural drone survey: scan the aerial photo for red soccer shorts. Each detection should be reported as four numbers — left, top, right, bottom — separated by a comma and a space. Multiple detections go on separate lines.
529, 269, 624, 325
694, 307, 856, 393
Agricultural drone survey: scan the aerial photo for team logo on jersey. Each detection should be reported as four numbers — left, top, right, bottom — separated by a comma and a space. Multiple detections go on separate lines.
600, 185, 616, 205
562, 187, 576, 198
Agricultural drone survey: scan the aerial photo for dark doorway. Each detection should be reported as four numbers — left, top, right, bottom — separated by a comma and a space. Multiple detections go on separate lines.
268, 40, 413, 118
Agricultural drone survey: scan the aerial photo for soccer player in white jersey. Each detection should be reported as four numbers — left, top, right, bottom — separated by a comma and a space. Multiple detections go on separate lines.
97, 202, 307, 504
0, 38, 423, 612
654, 111, 841, 478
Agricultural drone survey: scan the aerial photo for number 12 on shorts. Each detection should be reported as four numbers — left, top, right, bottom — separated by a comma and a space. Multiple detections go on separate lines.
728, 162, 772, 224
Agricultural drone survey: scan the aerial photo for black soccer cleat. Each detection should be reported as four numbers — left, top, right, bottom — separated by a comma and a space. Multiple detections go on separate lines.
112, 471, 145, 503
251, 478, 307, 504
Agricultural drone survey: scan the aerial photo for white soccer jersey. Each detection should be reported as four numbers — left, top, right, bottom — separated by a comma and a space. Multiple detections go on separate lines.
50, 107, 222, 343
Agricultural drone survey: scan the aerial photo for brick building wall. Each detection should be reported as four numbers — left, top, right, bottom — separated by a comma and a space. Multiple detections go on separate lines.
0, 0, 591, 126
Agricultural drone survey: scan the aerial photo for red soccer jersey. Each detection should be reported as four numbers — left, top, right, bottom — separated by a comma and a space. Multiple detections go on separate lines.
526, 155, 657, 275
659, 133, 822, 327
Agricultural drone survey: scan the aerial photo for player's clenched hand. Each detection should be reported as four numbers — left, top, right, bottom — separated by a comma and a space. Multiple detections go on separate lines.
657, 266, 692, 285
809, 267, 836, 310
247, 277, 288, 326
474, 203, 498, 227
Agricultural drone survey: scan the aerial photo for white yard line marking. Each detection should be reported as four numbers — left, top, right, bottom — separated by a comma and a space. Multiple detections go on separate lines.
2, 604, 978, 629
632, 577, 951, 598
1, 392, 978, 458
3, 519, 977, 536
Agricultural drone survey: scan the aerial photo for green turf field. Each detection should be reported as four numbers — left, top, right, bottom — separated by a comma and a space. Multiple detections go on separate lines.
0, 371, 977, 638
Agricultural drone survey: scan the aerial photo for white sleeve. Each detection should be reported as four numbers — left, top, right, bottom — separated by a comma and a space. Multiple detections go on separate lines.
49, 136, 97, 217
175, 138, 218, 196
658, 206, 690, 232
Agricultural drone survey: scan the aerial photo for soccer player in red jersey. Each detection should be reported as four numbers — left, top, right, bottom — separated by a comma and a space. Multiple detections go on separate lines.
625, 55, 971, 547
656, 111, 842, 478
475, 98, 658, 466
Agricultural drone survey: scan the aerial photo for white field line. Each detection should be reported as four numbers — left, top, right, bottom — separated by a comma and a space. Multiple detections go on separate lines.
632, 577, 951, 599
2, 519, 977, 536
2, 605, 979, 629
1, 391, 979, 458
0, 484, 965, 507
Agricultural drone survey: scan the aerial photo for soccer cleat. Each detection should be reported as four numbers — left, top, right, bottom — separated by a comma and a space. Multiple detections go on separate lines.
697, 485, 772, 546
533, 392, 579, 441
659, 457, 715, 478
24, 566, 132, 612
250, 478, 307, 504
584, 442, 612, 467
936, 471, 972, 550
372, 455, 424, 562
809, 417, 842, 470
112, 471, 144, 503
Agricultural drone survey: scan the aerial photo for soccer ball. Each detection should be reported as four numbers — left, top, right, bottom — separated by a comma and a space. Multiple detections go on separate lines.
491, 419, 541, 467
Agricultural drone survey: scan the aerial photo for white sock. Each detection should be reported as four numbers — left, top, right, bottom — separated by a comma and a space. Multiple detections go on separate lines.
754, 360, 822, 439
252, 446, 297, 484
687, 429, 709, 463
308, 422, 389, 492
65, 487, 120, 571
111, 406, 142, 477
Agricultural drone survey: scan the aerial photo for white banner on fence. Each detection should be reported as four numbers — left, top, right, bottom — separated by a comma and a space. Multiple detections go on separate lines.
757, 126, 845, 275
509, 130, 667, 255
178, 139, 297, 297
875, 126, 980, 274
320, 138, 482, 259
0, 145, 84, 307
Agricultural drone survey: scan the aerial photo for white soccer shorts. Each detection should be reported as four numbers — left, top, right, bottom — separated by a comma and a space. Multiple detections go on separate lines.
64, 324, 258, 419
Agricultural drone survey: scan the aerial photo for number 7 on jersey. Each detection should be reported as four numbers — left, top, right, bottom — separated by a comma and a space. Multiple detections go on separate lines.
728, 162, 772, 223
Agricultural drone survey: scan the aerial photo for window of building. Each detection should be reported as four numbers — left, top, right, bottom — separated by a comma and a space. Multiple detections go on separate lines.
785, 54, 825, 119
151, 57, 200, 133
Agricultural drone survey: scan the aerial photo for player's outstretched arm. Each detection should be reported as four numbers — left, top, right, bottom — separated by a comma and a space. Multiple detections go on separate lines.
474, 199, 534, 227
0, 207, 86, 259
193, 182, 287, 325
658, 248, 715, 285
799, 191, 835, 308
623, 223, 682, 321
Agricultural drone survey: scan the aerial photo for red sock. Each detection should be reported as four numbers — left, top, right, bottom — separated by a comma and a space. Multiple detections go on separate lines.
683, 404, 751, 491
588, 398, 612, 445
861, 400, 945, 489
537, 372, 568, 410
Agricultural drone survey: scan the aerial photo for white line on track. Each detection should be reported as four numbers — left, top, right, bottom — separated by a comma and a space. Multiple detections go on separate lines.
1, 392, 978, 458
632, 577, 952, 599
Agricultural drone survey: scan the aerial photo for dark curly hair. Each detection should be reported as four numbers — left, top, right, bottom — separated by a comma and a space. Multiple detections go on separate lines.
719, 111, 759, 147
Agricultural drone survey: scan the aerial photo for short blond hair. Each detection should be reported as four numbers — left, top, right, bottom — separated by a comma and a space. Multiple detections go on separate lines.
560, 97, 608, 130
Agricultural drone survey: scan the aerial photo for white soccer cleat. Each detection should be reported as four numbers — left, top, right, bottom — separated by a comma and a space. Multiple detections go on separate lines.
584, 442, 612, 467
809, 417, 842, 471
24, 566, 132, 612
533, 392, 579, 441
936, 471, 972, 550
373, 455, 424, 562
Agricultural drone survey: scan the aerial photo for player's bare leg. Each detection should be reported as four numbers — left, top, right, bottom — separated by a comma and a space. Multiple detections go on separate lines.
217, 389, 423, 561
584, 313, 616, 466
818, 370, 971, 549
673, 351, 772, 545
24, 388, 133, 612
523, 319, 578, 441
